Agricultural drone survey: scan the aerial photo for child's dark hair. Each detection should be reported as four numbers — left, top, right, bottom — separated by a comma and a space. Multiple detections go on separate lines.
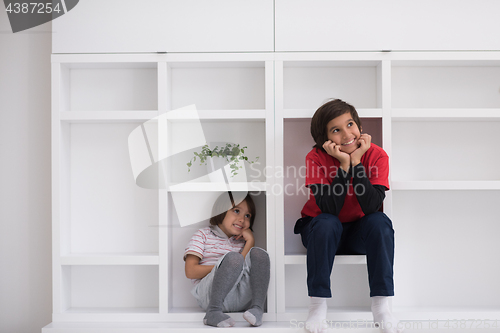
210, 192, 256, 230
310, 99, 362, 152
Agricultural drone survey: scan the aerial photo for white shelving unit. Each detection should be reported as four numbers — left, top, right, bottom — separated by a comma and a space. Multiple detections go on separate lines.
388, 55, 500, 321
273, 52, 500, 323
274, 54, 389, 322
47, 51, 500, 332
51, 55, 163, 323
50, 53, 276, 325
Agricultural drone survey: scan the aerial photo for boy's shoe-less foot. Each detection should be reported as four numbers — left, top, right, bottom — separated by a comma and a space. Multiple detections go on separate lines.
305, 297, 328, 333
371, 296, 403, 333
203, 311, 235, 327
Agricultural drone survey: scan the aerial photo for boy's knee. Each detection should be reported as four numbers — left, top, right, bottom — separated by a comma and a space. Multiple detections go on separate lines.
312, 213, 343, 235
363, 212, 394, 235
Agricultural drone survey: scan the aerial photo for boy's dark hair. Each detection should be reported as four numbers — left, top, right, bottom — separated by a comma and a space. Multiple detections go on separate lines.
209, 192, 256, 230
310, 99, 362, 152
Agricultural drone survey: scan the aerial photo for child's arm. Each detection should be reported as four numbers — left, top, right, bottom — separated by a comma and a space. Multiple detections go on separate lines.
309, 169, 351, 216
185, 254, 215, 280
308, 141, 352, 216
235, 229, 255, 258
349, 134, 389, 214
352, 163, 386, 215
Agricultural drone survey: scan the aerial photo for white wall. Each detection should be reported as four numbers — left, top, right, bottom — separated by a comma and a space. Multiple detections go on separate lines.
0, 11, 52, 333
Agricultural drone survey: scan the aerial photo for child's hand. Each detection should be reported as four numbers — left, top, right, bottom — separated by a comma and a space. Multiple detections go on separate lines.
350, 133, 371, 166
238, 228, 256, 258
235, 228, 254, 244
323, 140, 350, 171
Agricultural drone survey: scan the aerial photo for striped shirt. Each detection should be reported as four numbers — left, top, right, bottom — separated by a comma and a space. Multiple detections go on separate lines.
184, 225, 246, 267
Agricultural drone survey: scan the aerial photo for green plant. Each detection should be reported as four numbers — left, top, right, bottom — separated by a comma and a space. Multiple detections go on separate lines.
187, 143, 259, 177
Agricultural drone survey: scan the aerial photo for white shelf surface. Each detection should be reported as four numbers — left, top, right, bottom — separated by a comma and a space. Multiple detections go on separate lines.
392, 109, 500, 121
282, 306, 500, 322
168, 182, 267, 192
59, 110, 268, 122
166, 308, 276, 322
60, 111, 159, 122
42, 319, 500, 333
281, 306, 373, 322
165, 109, 267, 120
42, 321, 380, 333
166, 53, 274, 63
64, 307, 159, 314
391, 181, 500, 190
278, 53, 386, 62
284, 255, 367, 265
393, 306, 500, 321
60, 254, 159, 265
52, 54, 164, 64
52, 310, 161, 324
283, 108, 382, 119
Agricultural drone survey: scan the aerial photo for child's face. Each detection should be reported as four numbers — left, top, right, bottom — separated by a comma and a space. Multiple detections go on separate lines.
218, 200, 252, 238
326, 112, 362, 155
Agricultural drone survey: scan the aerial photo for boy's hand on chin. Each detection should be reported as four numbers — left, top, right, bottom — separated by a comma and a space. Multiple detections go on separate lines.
323, 140, 350, 171
350, 133, 372, 166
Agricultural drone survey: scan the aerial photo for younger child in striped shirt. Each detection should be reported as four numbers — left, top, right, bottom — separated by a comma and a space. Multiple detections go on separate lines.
184, 192, 270, 328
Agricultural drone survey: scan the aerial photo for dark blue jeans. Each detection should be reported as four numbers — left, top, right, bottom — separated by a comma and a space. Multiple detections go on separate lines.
299, 212, 394, 298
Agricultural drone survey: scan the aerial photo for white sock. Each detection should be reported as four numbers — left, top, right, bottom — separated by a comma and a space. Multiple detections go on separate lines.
371, 296, 402, 333
305, 297, 328, 333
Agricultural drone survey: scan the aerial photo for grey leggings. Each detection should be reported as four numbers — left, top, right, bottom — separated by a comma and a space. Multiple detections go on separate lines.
191, 247, 270, 312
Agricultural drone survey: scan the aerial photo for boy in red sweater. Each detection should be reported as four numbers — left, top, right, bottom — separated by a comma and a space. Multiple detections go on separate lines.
295, 99, 401, 333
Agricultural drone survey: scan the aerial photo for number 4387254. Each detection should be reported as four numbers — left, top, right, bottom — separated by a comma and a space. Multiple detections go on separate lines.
6, 2, 61, 14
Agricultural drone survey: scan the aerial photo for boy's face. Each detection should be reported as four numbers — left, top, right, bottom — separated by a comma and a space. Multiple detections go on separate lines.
218, 200, 252, 238
326, 112, 362, 154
